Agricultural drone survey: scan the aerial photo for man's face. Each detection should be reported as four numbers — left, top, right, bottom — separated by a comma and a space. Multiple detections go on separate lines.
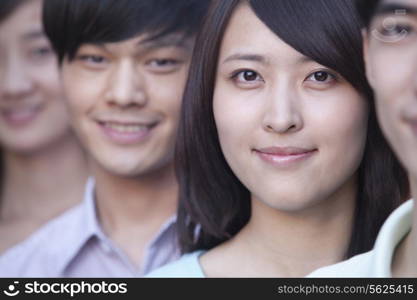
365, 0, 417, 183
61, 34, 192, 176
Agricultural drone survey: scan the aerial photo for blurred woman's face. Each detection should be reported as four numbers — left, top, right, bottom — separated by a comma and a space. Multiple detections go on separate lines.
0, 0, 71, 154
213, 3, 369, 213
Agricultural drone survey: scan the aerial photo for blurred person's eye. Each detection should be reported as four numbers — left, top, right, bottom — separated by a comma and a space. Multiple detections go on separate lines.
372, 16, 417, 43
28, 45, 54, 62
380, 23, 413, 38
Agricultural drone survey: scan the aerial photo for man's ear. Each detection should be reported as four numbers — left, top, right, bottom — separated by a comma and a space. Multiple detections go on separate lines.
362, 29, 375, 88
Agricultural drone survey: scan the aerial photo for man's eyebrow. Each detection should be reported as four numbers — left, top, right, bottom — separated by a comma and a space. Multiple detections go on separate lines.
139, 35, 192, 50
374, 3, 417, 17
79, 43, 110, 52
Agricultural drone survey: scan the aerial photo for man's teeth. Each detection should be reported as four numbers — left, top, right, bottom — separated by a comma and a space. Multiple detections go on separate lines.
103, 123, 150, 133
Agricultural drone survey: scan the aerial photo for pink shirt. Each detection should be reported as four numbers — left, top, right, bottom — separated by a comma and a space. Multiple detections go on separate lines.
0, 178, 180, 277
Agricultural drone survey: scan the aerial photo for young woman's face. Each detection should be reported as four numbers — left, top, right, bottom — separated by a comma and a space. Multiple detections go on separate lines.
213, 4, 369, 212
0, 0, 71, 153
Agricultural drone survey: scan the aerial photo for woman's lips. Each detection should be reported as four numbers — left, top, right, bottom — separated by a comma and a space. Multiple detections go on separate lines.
254, 146, 317, 167
403, 110, 417, 137
406, 119, 417, 137
0, 105, 43, 128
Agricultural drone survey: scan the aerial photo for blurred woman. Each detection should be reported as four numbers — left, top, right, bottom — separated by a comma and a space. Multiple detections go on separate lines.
0, 0, 88, 253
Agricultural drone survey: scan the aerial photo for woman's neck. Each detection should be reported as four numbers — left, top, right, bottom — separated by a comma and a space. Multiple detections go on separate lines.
0, 133, 88, 252
201, 176, 357, 277
1, 133, 88, 222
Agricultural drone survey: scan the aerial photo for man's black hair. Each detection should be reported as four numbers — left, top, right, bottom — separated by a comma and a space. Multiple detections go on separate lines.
43, 0, 210, 64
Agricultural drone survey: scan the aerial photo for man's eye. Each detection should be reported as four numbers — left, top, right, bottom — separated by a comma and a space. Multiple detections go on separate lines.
148, 59, 179, 67
146, 58, 183, 74
78, 55, 107, 64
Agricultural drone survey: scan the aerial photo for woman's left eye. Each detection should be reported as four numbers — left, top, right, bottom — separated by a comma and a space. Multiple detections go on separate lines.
31, 46, 53, 58
306, 71, 336, 83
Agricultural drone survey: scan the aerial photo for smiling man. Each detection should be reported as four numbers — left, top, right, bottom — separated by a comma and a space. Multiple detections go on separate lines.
0, 0, 209, 277
309, 0, 417, 277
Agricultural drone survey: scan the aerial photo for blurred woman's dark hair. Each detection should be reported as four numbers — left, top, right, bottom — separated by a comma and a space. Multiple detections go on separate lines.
0, 0, 24, 23
43, 0, 211, 65
176, 0, 409, 258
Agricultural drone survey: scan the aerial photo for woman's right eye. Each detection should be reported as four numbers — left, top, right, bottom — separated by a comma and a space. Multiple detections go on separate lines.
230, 69, 264, 88
31, 46, 53, 58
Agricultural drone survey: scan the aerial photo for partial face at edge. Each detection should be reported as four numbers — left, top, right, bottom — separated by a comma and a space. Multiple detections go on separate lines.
0, 0, 71, 154
365, 0, 417, 181
213, 4, 369, 212
61, 33, 193, 177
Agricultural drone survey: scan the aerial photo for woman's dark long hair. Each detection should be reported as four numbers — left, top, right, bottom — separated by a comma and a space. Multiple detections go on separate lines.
176, 0, 410, 258
0, 0, 24, 22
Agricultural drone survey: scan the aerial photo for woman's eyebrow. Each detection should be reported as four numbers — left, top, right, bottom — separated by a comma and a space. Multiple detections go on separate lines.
222, 53, 268, 65
22, 29, 45, 41
222, 53, 312, 66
